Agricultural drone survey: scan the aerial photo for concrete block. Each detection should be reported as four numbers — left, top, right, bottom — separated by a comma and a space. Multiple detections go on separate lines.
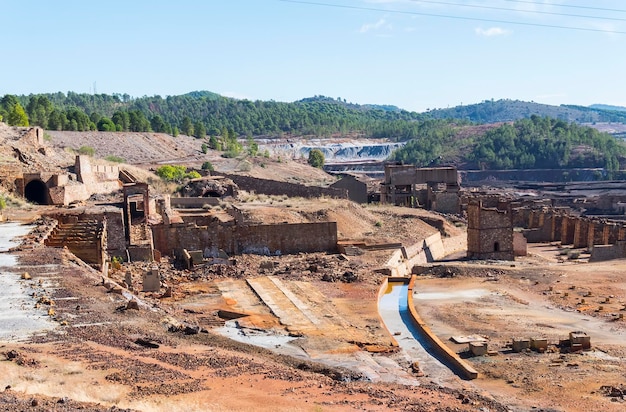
189, 250, 204, 265
569, 331, 591, 349
469, 342, 488, 356
512, 338, 531, 352
530, 338, 548, 351
142, 268, 160, 292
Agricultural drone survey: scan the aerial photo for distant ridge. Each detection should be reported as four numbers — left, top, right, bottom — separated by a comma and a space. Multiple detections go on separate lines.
426, 99, 626, 125
589, 104, 626, 113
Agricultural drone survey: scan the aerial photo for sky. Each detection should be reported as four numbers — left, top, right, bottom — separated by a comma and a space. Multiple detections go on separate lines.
2, 0, 626, 112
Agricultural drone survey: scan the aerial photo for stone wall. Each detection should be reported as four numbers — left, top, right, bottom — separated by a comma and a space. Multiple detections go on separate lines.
513, 232, 527, 256
512, 207, 626, 256
590, 241, 626, 261
214, 172, 347, 199
170, 197, 219, 208
152, 221, 338, 256
432, 192, 460, 214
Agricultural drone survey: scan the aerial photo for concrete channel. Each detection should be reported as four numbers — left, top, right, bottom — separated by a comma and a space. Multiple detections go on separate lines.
0, 222, 53, 341
378, 277, 478, 382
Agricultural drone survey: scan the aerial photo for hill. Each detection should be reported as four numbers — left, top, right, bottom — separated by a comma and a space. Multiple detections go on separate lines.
390, 116, 626, 172
5, 92, 426, 140
427, 99, 626, 125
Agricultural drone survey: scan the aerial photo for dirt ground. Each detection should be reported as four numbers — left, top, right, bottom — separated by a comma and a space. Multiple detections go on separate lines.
0, 204, 504, 412
414, 245, 626, 411
1, 125, 624, 410
2, 201, 625, 411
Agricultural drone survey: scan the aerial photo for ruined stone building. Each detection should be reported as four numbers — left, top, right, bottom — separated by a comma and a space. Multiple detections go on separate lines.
330, 174, 368, 204
380, 164, 460, 213
467, 199, 515, 260
18, 155, 121, 206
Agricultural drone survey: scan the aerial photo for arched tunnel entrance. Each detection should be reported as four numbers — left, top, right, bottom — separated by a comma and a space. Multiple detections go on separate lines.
24, 179, 50, 205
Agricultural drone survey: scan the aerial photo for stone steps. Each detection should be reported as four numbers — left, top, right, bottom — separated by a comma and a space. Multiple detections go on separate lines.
44, 219, 105, 265
246, 276, 316, 334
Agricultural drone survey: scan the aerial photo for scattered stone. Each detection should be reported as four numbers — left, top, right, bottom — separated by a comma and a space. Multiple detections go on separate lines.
135, 338, 160, 349
6, 350, 19, 360
21, 272, 31, 280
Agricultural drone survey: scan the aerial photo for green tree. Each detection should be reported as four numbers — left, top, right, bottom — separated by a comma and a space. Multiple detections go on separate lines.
7, 103, 29, 126
150, 114, 168, 133
26, 96, 53, 129
247, 136, 258, 156
97, 117, 117, 131
308, 149, 325, 168
201, 161, 214, 171
0, 94, 18, 119
208, 135, 219, 150
181, 116, 193, 136
112, 111, 130, 131
201, 143, 208, 154
194, 121, 206, 139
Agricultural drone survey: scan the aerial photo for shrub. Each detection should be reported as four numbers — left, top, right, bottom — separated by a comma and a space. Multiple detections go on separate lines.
308, 149, 325, 168
78, 146, 95, 156
156, 165, 199, 183
104, 155, 125, 163
0, 195, 6, 211
201, 161, 214, 171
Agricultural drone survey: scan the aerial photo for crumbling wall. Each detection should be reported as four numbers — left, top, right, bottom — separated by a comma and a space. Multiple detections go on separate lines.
151, 221, 338, 256
214, 172, 346, 199
513, 232, 527, 256
432, 192, 460, 214
590, 241, 626, 262
330, 176, 367, 204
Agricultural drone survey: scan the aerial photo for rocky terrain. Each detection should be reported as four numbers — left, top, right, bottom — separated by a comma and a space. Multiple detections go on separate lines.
0, 126, 625, 411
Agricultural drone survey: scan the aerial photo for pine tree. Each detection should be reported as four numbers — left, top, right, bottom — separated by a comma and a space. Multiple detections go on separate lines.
7, 103, 29, 126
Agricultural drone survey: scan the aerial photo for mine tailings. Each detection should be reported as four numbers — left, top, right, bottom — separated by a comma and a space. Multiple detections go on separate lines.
0, 222, 53, 340
378, 276, 478, 381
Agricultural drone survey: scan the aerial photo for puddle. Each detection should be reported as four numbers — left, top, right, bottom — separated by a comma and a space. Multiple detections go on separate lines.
0, 222, 54, 341
217, 320, 307, 358
0, 222, 31, 252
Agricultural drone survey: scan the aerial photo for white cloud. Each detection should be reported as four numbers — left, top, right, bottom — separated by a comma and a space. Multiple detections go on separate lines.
360, 18, 392, 33
474, 27, 510, 37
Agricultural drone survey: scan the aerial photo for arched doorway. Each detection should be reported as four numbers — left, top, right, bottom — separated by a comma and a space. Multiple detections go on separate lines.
24, 180, 49, 205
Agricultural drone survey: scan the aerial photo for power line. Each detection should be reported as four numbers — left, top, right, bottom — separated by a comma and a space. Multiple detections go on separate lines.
278, 0, 626, 35
502, 0, 626, 14
410, 0, 626, 22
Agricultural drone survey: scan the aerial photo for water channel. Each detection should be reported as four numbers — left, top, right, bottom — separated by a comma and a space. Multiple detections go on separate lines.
378, 281, 456, 383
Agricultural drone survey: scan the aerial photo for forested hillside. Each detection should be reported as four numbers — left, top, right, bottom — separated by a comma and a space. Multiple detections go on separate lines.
2, 91, 625, 173
427, 99, 626, 124
391, 115, 626, 172
0, 92, 428, 140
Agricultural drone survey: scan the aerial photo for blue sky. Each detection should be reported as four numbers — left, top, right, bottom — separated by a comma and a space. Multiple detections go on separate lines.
2, 0, 625, 112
